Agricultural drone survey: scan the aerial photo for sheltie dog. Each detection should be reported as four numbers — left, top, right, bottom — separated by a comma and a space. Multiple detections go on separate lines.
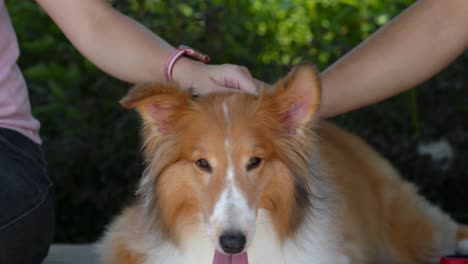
99, 62, 468, 264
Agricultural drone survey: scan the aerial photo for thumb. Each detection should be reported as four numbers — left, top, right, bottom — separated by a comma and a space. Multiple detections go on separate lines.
236, 77, 258, 95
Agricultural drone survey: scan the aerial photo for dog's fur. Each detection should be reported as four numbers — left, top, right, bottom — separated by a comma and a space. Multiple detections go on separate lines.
99, 63, 468, 264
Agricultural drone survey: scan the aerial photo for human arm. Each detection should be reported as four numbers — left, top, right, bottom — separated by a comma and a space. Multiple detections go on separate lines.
34, 0, 258, 94
320, 0, 468, 118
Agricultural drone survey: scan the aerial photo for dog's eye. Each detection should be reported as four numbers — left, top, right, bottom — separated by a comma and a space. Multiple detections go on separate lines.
247, 157, 262, 171
195, 159, 211, 172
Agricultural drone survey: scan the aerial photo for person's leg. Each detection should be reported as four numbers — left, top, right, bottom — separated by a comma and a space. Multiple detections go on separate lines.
0, 128, 55, 264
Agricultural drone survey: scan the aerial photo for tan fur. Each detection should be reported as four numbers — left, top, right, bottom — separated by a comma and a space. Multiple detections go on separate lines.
458, 225, 468, 240
258, 160, 300, 239
99, 63, 464, 264
114, 241, 144, 264
318, 122, 462, 263
99, 206, 145, 264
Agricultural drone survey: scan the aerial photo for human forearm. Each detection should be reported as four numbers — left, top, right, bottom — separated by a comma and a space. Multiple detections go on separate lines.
320, 0, 468, 118
36, 0, 175, 83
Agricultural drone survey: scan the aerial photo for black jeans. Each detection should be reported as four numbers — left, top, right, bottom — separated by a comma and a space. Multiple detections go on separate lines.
0, 128, 55, 264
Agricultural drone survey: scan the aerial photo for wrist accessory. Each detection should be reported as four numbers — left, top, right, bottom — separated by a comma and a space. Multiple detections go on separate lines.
164, 45, 210, 81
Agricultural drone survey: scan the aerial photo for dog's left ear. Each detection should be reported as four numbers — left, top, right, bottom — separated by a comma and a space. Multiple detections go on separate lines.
268, 62, 321, 134
120, 83, 190, 135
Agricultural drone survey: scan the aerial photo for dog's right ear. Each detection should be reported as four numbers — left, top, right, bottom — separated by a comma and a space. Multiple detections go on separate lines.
120, 83, 190, 135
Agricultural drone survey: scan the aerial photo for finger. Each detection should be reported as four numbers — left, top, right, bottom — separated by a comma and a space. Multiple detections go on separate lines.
236, 77, 258, 95
224, 64, 254, 79
194, 84, 243, 95
225, 70, 258, 94
210, 75, 239, 90
238, 66, 252, 76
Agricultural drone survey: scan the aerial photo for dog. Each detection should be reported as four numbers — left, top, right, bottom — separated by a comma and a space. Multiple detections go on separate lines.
99, 62, 468, 264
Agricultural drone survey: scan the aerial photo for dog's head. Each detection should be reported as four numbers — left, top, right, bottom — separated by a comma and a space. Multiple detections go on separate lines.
121, 62, 321, 255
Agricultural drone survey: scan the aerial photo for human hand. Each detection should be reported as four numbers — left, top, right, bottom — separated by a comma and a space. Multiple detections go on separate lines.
172, 58, 261, 95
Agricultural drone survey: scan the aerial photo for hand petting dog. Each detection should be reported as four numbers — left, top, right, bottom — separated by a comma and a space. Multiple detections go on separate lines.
171, 58, 261, 96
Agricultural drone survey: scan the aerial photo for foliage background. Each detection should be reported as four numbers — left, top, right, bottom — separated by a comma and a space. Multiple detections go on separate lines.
7, 0, 468, 242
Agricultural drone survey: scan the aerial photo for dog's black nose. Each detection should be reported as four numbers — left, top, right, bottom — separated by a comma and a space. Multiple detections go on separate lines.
219, 232, 246, 254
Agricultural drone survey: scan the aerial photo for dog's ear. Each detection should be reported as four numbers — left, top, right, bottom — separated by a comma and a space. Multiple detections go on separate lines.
120, 83, 190, 134
266, 62, 321, 134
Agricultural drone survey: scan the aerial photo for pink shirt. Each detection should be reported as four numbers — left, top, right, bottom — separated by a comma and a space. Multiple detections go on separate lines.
0, 1, 41, 144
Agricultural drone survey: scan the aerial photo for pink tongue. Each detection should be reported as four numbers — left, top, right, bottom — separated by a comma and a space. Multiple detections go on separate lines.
213, 251, 248, 264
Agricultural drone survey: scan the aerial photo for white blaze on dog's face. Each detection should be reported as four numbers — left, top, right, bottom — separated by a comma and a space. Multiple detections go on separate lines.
119, 62, 321, 254
177, 96, 270, 254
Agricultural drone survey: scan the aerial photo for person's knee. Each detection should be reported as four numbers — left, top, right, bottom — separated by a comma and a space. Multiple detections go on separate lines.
0, 188, 55, 264
0, 129, 55, 263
